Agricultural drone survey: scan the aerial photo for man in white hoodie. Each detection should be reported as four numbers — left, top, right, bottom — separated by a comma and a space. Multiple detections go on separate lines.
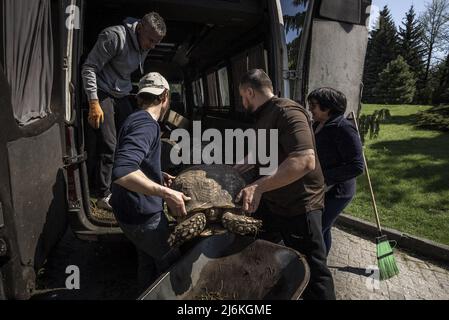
82, 12, 166, 210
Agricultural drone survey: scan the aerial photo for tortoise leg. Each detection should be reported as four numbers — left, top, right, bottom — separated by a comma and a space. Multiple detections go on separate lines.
221, 212, 263, 236
168, 212, 207, 247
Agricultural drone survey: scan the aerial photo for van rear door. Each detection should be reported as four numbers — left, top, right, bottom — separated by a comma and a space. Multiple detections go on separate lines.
0, 0, 68, 299
290, 0, 372, 116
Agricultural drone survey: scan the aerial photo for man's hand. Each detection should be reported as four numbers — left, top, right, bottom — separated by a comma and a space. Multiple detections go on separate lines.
163, 189, 191, 218
162, 172, 175, 188
88, 100, 104, 129
236, 183, 263, 214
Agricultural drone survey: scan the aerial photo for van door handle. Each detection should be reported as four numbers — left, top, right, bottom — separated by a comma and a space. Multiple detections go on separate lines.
63, 152, 87, 168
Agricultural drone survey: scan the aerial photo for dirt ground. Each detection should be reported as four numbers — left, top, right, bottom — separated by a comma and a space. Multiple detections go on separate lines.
32, 228, 142, 300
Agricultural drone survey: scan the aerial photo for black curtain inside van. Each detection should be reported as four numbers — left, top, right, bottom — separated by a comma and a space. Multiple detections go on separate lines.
2, 0, 53, 125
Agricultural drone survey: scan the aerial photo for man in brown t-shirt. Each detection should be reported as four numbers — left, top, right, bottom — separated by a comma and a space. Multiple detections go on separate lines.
235, 69, 335, 300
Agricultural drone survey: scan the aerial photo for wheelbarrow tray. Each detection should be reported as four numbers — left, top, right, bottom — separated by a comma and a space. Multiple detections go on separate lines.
139, 233, 310, 300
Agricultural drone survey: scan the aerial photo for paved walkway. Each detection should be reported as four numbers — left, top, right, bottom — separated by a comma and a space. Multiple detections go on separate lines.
329, 226, 449, 300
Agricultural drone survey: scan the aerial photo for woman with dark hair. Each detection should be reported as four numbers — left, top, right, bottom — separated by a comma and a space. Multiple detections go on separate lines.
307, 88, 364, 256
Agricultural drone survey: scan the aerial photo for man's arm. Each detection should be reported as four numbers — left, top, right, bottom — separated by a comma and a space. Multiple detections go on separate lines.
112, 118, 190, 217
254, 150, 315, 192
237, 106, 319, 214
82, 30, 121, 128
81, 30, 120, 101
114, 170, 190, 217
233, 154, 256, 174
236, 150, 316, 213
234, 163, 255, 174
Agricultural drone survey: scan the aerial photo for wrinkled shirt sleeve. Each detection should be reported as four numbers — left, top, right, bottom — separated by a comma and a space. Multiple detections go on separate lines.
112, 118, 157, 181
81, 31, 120, 101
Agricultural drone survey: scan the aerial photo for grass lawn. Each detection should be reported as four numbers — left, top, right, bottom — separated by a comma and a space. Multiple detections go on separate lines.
346, 104, 449, 245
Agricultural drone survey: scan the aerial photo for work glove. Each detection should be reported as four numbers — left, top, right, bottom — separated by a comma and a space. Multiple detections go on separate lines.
88, 100, 104, 129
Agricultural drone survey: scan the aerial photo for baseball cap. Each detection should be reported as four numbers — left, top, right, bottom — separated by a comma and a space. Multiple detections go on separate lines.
137, 72, 170, 96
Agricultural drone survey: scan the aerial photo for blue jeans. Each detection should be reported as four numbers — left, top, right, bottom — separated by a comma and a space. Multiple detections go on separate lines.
117, 212, 180, 287
322, 194, 354, 256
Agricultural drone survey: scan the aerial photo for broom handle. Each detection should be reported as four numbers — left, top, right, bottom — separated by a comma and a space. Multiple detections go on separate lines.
350, 112, 383, 234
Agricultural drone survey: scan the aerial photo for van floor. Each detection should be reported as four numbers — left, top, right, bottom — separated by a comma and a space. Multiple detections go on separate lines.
88, 198, 175, 227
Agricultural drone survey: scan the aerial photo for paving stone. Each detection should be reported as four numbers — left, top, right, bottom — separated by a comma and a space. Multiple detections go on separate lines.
330, 227, 449, 300
427, 264, 449, 275
388, 290, 406, 300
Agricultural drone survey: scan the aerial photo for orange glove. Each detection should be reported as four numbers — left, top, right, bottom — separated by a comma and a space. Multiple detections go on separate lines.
88, 100, 104, 129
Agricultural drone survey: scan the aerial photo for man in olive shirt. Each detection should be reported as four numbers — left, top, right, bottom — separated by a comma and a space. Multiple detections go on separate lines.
235, 69, 335, 300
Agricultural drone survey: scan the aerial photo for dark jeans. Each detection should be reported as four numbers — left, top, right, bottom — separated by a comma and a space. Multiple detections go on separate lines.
117, 213, 180, 289
255, 202, 336, 300
90, 91, 134, 198
322, 194, 354, 256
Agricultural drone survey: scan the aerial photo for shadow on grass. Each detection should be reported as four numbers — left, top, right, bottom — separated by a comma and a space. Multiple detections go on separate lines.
384, 114, 418, 126
363, 133, 449, 210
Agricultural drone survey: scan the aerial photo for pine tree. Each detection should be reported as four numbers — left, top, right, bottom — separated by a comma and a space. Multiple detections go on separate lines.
375, 55, 417, 104
398, 6, 426, 102
433, 53, 449, 104
284, 0, 308, 70
363, 6, 399, 103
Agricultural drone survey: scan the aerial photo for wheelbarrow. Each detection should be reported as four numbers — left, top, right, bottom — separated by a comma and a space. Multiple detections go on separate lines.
139, 233, 310, 300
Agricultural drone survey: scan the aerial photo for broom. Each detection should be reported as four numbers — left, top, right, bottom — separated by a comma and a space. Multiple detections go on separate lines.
350, 112, 399, 280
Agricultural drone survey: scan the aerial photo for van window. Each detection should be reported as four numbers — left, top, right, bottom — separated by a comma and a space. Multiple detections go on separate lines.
281, 0, 310, 70
192, 79, 205, 107
170, 83, 185, 114
171, 83, 183, 100
199, 80, 205, 106
206, 72, 219, 107
2, 0, 54, 126
231, 53, 248, 112
248, 44, 267, 71
217, 67, 230, 107
192, 81, 199, 106
0, 2, 3, 73
230, 44, 267, 113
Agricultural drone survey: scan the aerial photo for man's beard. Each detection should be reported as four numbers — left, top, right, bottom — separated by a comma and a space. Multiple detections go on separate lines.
244, 101, 257, 115
159, 108, 168, 122
250, 103, 260, 115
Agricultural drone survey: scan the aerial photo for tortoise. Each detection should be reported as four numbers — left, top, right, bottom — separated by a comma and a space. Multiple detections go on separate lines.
167, 164, 263, 247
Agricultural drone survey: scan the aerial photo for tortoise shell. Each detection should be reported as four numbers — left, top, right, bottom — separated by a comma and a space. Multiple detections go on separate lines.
171, 164, 245, 213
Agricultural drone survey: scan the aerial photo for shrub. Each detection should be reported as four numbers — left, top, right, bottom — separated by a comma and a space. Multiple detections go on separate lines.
415, 105, 449, 132
374, 56, 416, 104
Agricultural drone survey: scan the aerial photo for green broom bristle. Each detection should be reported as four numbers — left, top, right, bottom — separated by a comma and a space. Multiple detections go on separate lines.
376, 238, 400, 280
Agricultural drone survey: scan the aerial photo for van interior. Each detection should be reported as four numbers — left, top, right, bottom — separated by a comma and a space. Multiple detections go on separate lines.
80, 0, 274, 225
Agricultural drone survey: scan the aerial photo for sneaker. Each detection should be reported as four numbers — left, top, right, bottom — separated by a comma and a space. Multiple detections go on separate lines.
97, 194, 112, 211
